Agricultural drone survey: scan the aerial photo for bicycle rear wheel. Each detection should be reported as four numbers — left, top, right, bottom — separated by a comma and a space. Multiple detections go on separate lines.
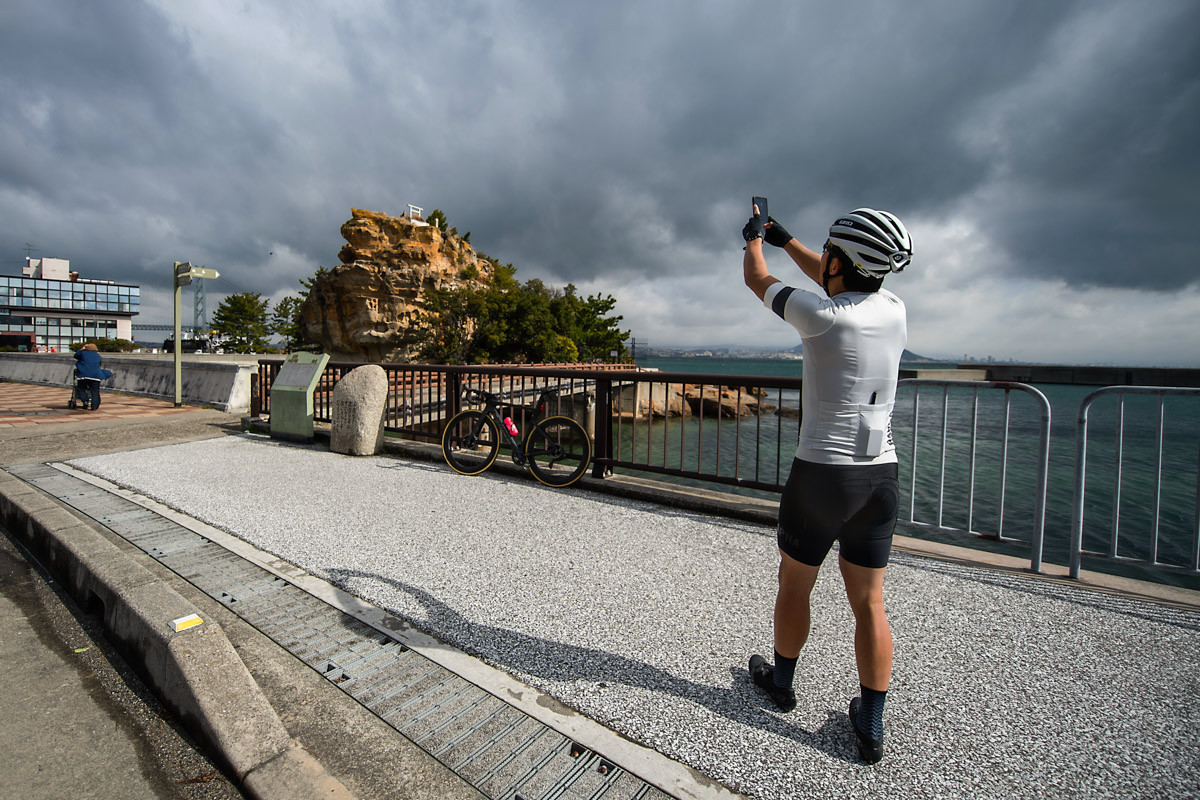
442, 410, 500, 476
524, 416, 591, 487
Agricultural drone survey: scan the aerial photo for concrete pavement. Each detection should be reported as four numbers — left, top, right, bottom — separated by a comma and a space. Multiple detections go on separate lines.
0, 531, 243, 800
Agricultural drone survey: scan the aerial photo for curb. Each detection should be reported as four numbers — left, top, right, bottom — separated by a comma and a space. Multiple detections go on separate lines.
0, 468, 358, 800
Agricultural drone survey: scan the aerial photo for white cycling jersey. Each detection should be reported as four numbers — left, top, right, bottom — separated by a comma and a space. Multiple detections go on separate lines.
763, 282, 907, 465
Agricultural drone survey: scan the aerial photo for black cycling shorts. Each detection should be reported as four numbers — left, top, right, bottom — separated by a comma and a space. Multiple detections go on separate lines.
776, 458, 899, 569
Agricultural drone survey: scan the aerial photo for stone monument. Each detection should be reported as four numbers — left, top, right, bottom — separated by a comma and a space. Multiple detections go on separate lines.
330, 364, 389, 455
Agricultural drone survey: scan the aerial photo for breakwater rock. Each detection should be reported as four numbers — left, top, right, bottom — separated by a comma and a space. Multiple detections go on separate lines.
643, 384, 777, 418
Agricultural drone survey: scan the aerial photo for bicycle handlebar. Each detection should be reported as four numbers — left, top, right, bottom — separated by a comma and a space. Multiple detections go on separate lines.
461, 388, 494, 405
461, 386, 560, 408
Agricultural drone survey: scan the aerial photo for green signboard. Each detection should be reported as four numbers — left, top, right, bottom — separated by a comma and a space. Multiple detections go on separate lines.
269, 352, 330, 443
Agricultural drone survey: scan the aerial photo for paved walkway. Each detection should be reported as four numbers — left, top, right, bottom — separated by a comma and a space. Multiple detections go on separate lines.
2, 380, 1199, 799
0, 381, 204, 427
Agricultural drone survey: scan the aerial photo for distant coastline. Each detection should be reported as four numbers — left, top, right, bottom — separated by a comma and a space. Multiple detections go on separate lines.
639, 347, 939, 362
635, 353, 1200, 388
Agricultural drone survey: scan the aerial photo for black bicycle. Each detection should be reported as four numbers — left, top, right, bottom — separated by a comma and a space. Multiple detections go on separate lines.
441, 387, 592, 488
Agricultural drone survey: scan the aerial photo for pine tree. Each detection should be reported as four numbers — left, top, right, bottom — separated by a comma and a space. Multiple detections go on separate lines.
212, 292, 271, 353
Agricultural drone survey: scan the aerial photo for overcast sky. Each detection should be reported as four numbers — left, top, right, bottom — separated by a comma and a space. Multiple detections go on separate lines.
2, 0, 1198, 365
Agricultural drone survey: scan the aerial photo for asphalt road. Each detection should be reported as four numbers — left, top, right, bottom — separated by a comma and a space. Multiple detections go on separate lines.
0, 530, 243, 800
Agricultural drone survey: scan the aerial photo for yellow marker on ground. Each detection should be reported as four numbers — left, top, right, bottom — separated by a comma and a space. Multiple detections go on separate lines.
171, 613, 203, 632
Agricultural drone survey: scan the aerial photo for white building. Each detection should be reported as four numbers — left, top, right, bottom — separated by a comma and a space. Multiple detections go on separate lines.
0, 257, 140, 352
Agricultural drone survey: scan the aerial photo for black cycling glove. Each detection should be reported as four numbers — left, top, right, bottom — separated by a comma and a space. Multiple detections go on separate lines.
764, 217, 793, 248
742, 215, 764, 242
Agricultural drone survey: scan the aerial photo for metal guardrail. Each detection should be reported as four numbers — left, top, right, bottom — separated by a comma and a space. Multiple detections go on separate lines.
896, 380, 1051, 572
1069, 386, 1200, 578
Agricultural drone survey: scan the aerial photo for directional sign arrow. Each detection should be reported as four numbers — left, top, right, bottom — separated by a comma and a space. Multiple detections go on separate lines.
188, 267, 220, 280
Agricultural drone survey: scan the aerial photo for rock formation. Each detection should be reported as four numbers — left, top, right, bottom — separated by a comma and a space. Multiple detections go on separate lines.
639, 383, 778, 418
298, 208, 494, 362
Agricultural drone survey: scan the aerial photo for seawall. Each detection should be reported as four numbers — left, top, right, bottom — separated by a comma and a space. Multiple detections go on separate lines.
0, 353, 256, 412
963, 363, 1200, 387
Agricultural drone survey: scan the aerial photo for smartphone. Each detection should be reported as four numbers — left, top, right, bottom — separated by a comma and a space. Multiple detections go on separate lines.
752, 196, 768, 225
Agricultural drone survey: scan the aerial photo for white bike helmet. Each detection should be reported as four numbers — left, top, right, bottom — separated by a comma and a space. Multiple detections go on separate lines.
828, 208, 913, 277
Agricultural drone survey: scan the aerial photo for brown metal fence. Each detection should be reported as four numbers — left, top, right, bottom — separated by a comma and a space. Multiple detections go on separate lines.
256, 360, 803, 491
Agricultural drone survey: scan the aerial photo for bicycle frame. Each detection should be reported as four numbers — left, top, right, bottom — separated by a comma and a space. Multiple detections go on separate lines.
462, 387, 557, 465
444, 386, 592, 488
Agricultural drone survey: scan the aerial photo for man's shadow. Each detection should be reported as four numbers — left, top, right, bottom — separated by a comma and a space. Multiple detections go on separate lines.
327, 566, 857, 763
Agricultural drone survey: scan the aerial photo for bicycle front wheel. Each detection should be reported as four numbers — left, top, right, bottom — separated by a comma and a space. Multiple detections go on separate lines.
442, 410, 500, 476
524, 416, 592, 487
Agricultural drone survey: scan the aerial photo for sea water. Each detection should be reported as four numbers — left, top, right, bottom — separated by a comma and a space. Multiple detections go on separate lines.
636, 356, 1200, 587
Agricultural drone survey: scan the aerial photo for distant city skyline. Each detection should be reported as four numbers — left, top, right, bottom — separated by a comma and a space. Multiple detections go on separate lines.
636, 345, 1163, 369
3, 1, 1198, 367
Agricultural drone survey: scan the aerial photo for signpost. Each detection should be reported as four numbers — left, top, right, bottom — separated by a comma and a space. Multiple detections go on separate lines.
173, 262, 220, 407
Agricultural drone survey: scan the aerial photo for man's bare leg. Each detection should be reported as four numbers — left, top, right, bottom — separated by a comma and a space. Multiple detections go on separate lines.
838, 556, 892, 688
839, 555, 891, 762
774, 551, 821, 659
749, 551, 820, 710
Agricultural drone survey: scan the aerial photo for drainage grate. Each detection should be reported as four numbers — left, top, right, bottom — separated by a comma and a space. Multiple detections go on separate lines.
9, 464, 673, 800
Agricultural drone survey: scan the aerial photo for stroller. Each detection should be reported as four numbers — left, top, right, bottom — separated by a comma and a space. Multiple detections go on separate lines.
67, 366, 84, 409
67, 366, 101, 410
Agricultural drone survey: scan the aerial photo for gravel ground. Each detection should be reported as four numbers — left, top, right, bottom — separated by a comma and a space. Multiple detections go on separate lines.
70, 435, 1200, 800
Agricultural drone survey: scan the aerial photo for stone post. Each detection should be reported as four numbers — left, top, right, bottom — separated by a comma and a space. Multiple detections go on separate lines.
330, 365, 388, 455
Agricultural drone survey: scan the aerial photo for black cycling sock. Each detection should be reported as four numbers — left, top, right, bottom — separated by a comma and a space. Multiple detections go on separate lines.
772, 650, 798, 690
857, 684, 886, 740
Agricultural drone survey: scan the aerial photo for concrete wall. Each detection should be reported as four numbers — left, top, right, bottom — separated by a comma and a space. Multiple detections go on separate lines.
899, 368, 988, 381
0, 352, 256, 413
978, 364, 1200, 387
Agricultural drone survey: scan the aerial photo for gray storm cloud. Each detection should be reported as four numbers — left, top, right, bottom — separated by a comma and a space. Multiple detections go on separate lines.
1, 0, 1197, 360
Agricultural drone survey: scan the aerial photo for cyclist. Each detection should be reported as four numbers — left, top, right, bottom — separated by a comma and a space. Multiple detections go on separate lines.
741, 205, 912, 764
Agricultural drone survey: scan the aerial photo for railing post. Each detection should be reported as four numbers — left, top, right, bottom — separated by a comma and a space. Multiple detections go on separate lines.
250, 371, 262, 417
998, 391, 1012, 537
966, 388, 978, 533
1150, 394, 1165, 565
908, 387, 919, 522
592, 377, 613, 478
1029, 389, 1050, 573
1070, 400, 1091, 578
447, 372, 463, 420
1193, 433, 1200, 573
1110, 397, 1125, 558
937, 386, 948, 529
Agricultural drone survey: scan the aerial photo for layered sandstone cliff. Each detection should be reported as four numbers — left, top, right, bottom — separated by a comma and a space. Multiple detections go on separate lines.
298, 208, 494, 362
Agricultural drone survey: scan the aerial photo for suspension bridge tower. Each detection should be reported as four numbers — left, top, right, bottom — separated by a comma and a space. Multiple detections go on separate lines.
193, 276, 210, 335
